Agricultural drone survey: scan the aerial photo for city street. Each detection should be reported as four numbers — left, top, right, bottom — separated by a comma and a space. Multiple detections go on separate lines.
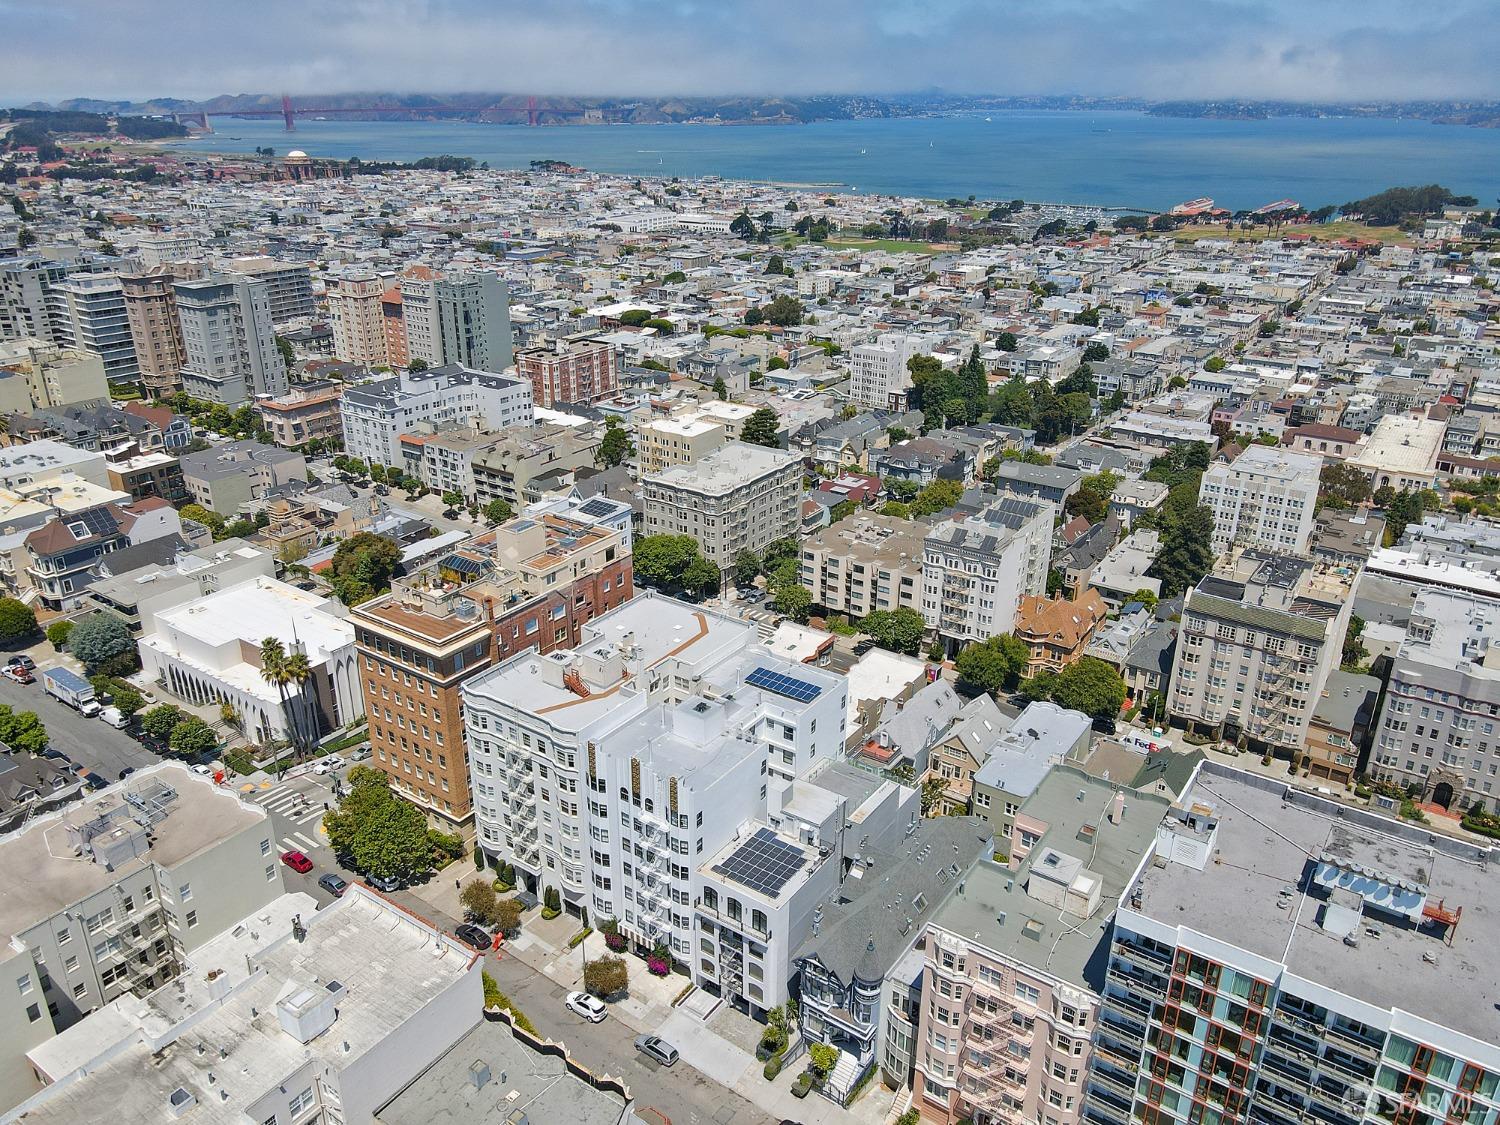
0, 660, 155, 780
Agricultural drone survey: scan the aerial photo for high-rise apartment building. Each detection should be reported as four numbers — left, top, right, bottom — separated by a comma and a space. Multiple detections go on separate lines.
402, 270, 512, 372
326, 271, 388, 366
52, 274, 138, 387
350, 500, 634, 837
0, 253, 121, 345
849, 332, 931, 410
922, 496, 1054, 653
380, 284, 407, 367
132, 230, 200, 269
517, 338, 618, 407
1199, 445, 1322, 556
120, 265, 200, 396
1166, 550, 1356, 754
461, 593, 848, 961
800, 511, 930, 617
0, 763, 285, 1110
642, 441, 802, 575
1094, 761, 1500, 1125
174, 273, 288, 405
1368, 590, 1500, 812
221, 255, 316, 323
340, 364, 533, 469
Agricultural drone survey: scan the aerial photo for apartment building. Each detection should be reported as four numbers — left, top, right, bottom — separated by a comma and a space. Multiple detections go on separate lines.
340, 364, 533, 469
350, 501, 634, 837
471, 423, 601, 508
1095, 761, 1500, 1125
103, 447, 185, 505
1368, 590, 1500, 811
695, 765, 918, 1019
922, 496, 1054, 653
1199, 445, 1322, 556
1014, 590, 1109, 678
849, 332, 930, 410
51, 274, 138, 387
1306, 670, 1381, 787
461, 594, 848, 960
800, 511, 930, 617
968, 702, 1093, 836
174, 273, 288, 405
254, 380, 344, 448
221, 255, 316, 323
11, 886, 480, 1125
517, 338, 617, 408
380, 284, 408, 367
910, 767, 1166, 1125
119, 265, 199, 396
638, 401, 759, 475
22, 496, 180, 612
0, 340, 108, 412
132, 230, 200, 268
643, 441, 802, 575
1167, 550, 1356, 755
0, 763, 285, 1111
0, 253, 121, 346
180, 439, 307, 513
327, 271, 388, 366
403, 269, 513, 373
85, 536, 274, 633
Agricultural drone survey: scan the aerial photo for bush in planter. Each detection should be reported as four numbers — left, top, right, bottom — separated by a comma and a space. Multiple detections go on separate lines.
583, 953, 628, 998
791, 1074, 813, 1099
604, 931, 627, 952
808, 1043, 838, 1081
646, 955, 671, 976
763, 1052, 786, 1081
897, 1111, 921, 1125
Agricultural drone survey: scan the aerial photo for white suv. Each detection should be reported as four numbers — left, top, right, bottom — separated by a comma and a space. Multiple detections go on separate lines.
564, 991, 607, 1023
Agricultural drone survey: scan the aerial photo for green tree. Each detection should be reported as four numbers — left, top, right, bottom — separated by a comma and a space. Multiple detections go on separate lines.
323, 767, 431, 880
179, 502, 225, 537
1049, 657, 1128, 722
440, 490, 464, 510
67, 612, 133, 670
169, 715, 218, 757
1341, 615, 1368, 670
712, 376, 728, 400
140, 704, 184, 740
460, 879, 499, 924
1318, 462, 1373, 510
0, 706, 47, 755
1065, 471, 1120, 524
858, 608, 927, 655
584, 954, 628, 997
45, 620, 74, 651
682, 557, 721, 599
761, 295, 804, 327
596, 417, 633, 467
1147, 492, 1215, 597
909, 479, 964, 518
764, 254, 785, 275
634, 535, 706, 590
1204, 355, 1227, 373
740, 407, 781, 447
0, 597, 37, 643
329, 533, 401, 606
954, 634, 1030, 696
733, 551, 763, 588
407, 357, 429, 372
730, 211, 758, 240
111, 684, 145, 717
771, 583, 812, 623
483, 498, 513, 524
996, 331, 1018, 352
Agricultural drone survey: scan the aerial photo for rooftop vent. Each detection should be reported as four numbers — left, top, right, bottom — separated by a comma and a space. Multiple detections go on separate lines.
168, 1088, 196, 1118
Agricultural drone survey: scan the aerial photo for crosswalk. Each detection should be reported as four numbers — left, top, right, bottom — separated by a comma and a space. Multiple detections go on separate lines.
255, 786, 329, 829
280, 829, 324, 854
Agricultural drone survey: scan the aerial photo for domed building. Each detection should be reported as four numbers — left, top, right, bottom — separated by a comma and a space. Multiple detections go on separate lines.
281, 149, 317, 181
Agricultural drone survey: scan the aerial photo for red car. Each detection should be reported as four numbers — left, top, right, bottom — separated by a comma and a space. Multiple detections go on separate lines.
281, 851, 314, 874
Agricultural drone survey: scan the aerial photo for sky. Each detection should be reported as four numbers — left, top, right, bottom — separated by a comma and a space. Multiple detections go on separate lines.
3, 0, 1499, 105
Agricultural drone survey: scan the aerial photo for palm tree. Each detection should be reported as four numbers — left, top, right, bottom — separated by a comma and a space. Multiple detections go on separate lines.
283, 649, 314, 762
258, 637, 294, 774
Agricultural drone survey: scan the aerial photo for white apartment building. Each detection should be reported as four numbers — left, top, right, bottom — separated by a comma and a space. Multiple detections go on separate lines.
51, 274, 138, 387
638, 414, 728, 474
1198, 444, 1322, 556
8, 885, 480, 1125
0, 763, 286, 1112
922, 496, 1054, 653
221, 255, 316, 324
850, 332, 929, 410
402, 269, 512, 373
1167, 549, 1356, 754
461, 594, 848, 966
642, 441, 802, 575
174, 273, 288, 405
0, 343, 108, 414
340, 363, 533, 468
327, 271, 388, 366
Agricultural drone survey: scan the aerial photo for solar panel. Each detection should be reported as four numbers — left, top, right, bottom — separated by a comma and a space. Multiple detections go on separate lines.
745, 666, 822, 704
712, 828, 806, 896
577, 497, 619, 519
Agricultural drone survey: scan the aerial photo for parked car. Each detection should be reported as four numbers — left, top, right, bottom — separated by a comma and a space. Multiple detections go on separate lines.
135, 732, 169, 754
191, 764, 214, 777
117, 767, 136, 781
365, 872, 402, 893
79, 769, 107, 791
3, 666, 34, 684
318, 873, 349, 897
349, 746, 372, 762
281, 851, 314, 874
313, 754, 346, 775
98, 706, 130, 729
454, 923, 491, 951
7, 655, 36, 671
565, 991, 607, 1023
634, 1035, 679, 1067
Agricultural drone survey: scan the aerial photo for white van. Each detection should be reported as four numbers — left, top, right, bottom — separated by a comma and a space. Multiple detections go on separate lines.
98, 706, 130, 729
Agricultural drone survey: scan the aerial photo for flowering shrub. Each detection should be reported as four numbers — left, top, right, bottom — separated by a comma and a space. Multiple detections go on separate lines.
646, 956, 670, 976
604, 932, 627, 952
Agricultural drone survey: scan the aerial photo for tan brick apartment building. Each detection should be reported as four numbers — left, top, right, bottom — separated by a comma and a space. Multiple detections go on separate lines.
255, 381, 344, 448
120, 264, 200, 396
350, 502, 633, 837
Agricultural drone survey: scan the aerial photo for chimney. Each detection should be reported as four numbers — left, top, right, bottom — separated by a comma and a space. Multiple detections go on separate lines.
1109, 791, 1126, 824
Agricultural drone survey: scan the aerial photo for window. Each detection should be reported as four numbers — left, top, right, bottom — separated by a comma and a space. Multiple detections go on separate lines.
16, 975, 32, 995
186, 911, 199, 929
288, 1087, 316, 1117
1014, 981, 1040, 1005
260, 838, 272, 856
178, 883, 192, 902
26, 1003, 40, 1023
266, 864, 276, 882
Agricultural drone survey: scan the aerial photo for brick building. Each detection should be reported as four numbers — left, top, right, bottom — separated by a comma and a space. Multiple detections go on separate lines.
517, 339, 617, 407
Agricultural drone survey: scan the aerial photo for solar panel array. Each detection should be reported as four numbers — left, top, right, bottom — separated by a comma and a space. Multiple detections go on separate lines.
69, 507, 119, 541
712, 827, 806, 896
577, 497, 620, 519
745, 666, 822, 703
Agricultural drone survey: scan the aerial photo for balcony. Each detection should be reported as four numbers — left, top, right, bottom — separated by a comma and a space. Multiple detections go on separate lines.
1089, 1069, 1139, 1104
1093, 1040, 1141, 1070
1107, 967, 1166, 1000
1111, 941, 1172, 973
1324, 1024, 1382, 1060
